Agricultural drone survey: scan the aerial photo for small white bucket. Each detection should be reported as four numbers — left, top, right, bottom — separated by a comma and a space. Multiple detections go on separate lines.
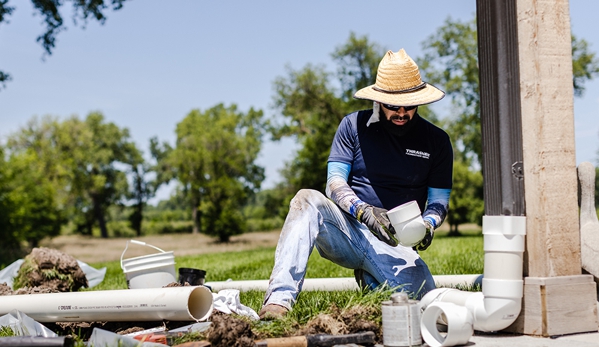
120, 240, 176, 289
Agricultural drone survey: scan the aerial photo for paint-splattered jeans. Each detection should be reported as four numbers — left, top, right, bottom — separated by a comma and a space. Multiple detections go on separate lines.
263, 189, 436, 310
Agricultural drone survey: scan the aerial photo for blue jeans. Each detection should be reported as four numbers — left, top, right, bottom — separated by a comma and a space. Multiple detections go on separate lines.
263, 189, 436, 310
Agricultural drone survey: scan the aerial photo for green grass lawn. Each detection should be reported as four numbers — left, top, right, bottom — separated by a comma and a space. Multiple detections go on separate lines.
88, 229, 484, 325
0, 229, 483, 344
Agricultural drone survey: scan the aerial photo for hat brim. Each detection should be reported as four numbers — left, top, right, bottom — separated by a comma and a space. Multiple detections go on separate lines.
354, 83, 445, 106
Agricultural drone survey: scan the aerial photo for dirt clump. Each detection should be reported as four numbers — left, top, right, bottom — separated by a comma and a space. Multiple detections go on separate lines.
164, 281, 188, 287
12, 247, 87, 292
0, 283, 12, 295
207, 312, 255, 347
339, 305, 381, 335
297, 304, 381, 343
14, 286, 61, 295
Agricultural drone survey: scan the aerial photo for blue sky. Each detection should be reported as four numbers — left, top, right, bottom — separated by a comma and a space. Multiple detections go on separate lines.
1, 1, 598, 202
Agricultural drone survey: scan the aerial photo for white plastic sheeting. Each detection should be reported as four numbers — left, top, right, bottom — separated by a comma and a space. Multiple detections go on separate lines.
212, 289, 259, 320
0, 259, 106, 289
0, 310, 57, 338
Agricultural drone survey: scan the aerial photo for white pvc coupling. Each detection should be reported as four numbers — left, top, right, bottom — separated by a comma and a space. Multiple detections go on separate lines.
387, 200, 426, 247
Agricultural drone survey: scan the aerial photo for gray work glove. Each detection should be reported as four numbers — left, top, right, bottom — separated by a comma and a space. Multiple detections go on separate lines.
356, 205, 399, 247
414, 221, 434, 251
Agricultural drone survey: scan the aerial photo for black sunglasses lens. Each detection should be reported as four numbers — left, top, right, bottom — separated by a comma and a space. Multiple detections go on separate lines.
383, 104, 400, 111
383, 104, 416, 111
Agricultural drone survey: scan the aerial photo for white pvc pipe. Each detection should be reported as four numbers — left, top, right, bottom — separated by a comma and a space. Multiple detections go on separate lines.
434, 274, 483, 289
206, 277, 359, 292
0, 286, 213, 323
205, 274, 484, 293
420, 215, 526, 346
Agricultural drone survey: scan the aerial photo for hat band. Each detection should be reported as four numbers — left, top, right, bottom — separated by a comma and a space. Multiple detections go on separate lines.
373, 82, 427, 94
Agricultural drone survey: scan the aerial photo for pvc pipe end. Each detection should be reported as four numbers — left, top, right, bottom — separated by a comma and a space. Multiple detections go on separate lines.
188, 286, 214, 321
397, 218, 427, 247
421, 302, 473, 347
388, 200, 421, 222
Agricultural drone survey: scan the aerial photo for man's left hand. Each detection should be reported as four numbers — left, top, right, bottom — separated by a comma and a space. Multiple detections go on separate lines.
414, 221, 434, 251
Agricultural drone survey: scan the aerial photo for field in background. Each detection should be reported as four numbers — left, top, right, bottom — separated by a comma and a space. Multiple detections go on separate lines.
39, 230, 282, 264
39, 224, 480, 264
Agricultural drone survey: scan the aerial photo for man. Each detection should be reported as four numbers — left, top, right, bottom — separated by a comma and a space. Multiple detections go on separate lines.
258, 49, 453, 320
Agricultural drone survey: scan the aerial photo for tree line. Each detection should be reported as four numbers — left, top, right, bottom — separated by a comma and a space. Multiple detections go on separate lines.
2, 17, 599, 265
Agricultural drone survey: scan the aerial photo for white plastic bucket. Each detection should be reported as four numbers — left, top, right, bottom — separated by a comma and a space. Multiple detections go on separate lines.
120, 240, 176, 289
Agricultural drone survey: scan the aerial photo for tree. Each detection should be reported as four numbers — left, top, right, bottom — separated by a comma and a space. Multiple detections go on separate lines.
332, 32, 383, 108
166, 104, 266, 242
572, 34, 599, 97
7, 114, 139, 238
446, 160, 484, 235
595, 167, 599, 209
126, 154, 151, 237
417, 18, 481, 165
54, 113, 139, 238
272, 64, 345, 194
0, 0, 128, 89
123, 136, 172, 236
0, 147, 24, 265
595, 143, 599, 208
1, 123, 66, 264
418, 16, 599, 232
2, 148, 65, 246
418, 17, 599, 167
596, 166, 599, 210
271, 33, 384, 196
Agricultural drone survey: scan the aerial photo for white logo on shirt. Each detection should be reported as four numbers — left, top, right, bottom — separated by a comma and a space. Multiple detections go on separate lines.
406, 149, 430, 159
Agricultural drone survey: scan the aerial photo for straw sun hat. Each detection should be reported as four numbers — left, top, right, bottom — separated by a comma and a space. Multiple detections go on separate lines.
354, 49, 445, 106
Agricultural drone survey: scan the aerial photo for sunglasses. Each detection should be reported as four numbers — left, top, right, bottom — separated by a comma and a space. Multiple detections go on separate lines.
381, 104, 417, 111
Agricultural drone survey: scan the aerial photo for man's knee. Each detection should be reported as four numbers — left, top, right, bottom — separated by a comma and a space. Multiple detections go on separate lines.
290, 189, 327, 209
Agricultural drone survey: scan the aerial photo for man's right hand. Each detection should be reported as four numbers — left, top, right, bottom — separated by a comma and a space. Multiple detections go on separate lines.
356, 204, 399, 247
414, 221, 434, 251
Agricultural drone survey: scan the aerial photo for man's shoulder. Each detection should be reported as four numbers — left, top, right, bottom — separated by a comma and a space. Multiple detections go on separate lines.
344, 109, 372, 119
342, 109, 373, 128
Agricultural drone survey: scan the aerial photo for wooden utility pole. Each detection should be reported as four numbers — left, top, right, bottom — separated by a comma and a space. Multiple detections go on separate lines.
476, 0, 598, 336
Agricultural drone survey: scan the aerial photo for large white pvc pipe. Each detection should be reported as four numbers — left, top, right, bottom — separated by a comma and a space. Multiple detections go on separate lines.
205, 274, 484, 293
0, 286, 213, 323
420, 215, 526, 336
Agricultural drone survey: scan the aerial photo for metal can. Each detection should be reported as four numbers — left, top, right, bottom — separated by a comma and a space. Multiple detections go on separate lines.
382, 292, 422, 347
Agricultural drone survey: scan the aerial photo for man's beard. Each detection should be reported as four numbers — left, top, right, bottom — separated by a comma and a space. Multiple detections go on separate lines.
379, 109, 418, 137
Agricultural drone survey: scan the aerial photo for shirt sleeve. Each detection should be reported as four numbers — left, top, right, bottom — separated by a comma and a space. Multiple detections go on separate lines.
423, 187, 451, 229
328, 115, 357, 165
326, 161, 365, 218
